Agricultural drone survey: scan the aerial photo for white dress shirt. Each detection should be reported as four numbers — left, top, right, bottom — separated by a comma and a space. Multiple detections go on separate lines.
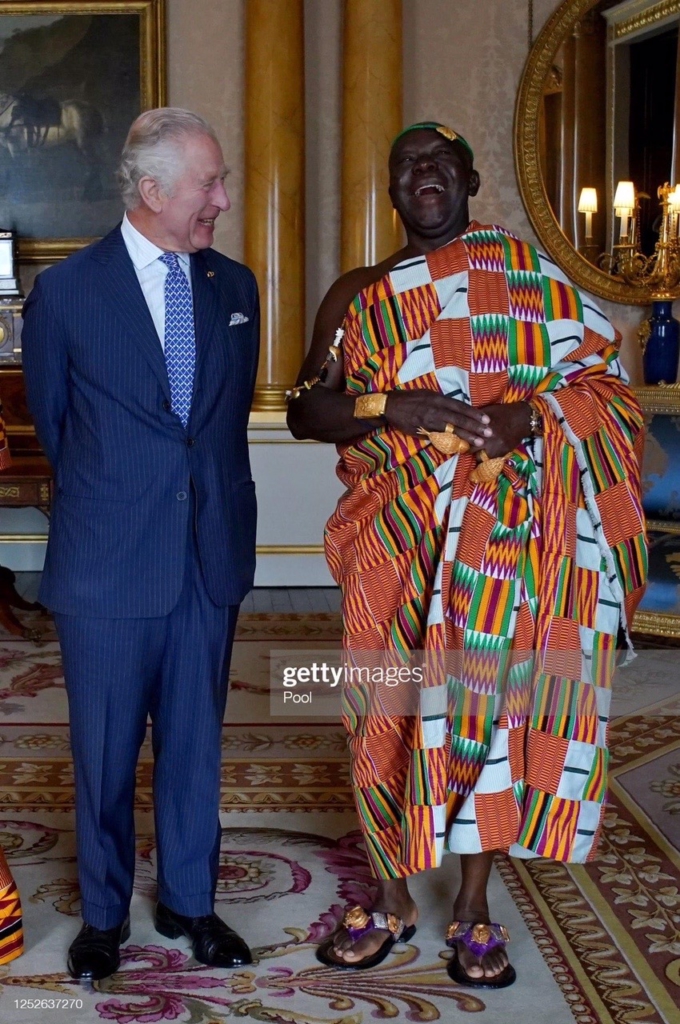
120, 213, 193, 352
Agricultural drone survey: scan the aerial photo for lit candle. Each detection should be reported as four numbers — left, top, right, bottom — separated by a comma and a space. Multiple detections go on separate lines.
614, 181, 635, 242
577, 187, 598, 241
669, 185, 680, 237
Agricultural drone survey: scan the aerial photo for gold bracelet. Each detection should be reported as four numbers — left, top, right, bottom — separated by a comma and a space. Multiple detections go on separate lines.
354, 393, 388, 419
286, 326, 346, 401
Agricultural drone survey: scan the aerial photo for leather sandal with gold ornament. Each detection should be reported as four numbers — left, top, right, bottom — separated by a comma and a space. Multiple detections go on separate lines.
315, 904, 417, 970
445, 920, 516, 989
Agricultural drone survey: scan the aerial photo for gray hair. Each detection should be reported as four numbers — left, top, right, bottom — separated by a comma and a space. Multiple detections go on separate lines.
118, 107, 218, 210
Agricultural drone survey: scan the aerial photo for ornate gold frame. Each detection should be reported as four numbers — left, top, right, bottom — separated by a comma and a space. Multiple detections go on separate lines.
633, 385, 680, 636
514, 0, 651, 306
635, 384, 680, 415
613, 0, 680, 39
631, 609, 680, 636
0, 0, 166, 263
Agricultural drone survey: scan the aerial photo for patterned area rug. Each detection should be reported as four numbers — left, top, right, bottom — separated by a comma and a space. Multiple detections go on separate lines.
0, 612, 678, 1023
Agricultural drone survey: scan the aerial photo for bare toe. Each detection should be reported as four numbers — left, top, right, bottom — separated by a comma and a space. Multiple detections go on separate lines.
457, 944, 484, 977
448, 920, 513, 985
341, 932, 387, 961
321, 898, 418, 967
483, 950, 503, 977
332, 930, 352, 954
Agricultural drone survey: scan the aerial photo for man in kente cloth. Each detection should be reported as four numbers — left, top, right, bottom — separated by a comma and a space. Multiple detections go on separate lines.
287, 123, 647, 987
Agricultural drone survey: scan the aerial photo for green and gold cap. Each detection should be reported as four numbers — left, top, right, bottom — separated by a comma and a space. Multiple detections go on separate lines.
392, 121, 474, 163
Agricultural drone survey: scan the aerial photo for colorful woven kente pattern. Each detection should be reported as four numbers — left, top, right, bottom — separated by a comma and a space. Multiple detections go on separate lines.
324, 223, 647, 878
0, 849, 23, 964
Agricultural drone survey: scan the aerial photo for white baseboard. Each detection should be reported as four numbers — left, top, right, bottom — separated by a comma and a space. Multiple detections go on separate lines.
254, 553, 334, 586
0, 429, 343, 583
0, 540, 47, 571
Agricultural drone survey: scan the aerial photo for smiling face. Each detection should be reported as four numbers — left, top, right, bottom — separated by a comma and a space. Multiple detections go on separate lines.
136, 131, 231, 252
388, 128, 480, 246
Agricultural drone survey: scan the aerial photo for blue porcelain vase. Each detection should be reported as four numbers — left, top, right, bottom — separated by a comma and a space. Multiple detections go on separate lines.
642, 300, 680, 385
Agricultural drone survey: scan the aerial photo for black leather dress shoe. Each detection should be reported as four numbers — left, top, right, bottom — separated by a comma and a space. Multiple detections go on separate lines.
67, 917, 131, 980
154, 902, 252, 967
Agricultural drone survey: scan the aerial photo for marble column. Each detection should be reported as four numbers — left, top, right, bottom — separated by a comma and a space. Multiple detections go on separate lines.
245, 0, 305, 413
341, 0, 403, 273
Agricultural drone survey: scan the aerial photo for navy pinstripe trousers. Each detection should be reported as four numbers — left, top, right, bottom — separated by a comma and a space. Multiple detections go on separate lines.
55, 525, 238, 930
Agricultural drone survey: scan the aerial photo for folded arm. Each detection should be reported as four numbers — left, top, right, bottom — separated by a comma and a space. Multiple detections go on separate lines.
287, 272, 494, 447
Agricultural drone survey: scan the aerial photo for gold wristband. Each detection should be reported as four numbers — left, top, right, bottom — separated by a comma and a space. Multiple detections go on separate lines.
354, 393, 388, 420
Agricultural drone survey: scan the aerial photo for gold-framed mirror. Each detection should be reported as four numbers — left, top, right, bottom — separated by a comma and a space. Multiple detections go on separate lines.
515, 0, 680, 305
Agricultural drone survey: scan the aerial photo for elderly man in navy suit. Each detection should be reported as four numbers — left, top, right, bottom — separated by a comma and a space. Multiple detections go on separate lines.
22, 108, 258, 980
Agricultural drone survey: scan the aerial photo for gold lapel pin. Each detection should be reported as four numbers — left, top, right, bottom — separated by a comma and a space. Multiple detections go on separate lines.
207, 270, 215, 278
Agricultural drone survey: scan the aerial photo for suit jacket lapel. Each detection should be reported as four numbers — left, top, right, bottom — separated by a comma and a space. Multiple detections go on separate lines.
191, 250, 220, 379
89, 227, 172, 403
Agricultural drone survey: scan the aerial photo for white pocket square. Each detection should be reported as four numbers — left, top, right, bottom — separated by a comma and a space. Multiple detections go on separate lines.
229, 312, 249, 326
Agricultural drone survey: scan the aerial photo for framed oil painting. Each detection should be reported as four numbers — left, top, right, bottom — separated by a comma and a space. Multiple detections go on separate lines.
0, 0, 165, 262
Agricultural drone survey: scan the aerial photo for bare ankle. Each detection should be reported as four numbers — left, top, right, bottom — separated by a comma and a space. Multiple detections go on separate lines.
453, 896, 490, 922
369, 880, 418, 922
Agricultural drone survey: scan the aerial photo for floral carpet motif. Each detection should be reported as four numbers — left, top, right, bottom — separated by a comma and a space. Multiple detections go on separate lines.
0, 613, 351, 813
1, 812, 570, 1023
651, 762, 680, 816
0, 614, 678, 1022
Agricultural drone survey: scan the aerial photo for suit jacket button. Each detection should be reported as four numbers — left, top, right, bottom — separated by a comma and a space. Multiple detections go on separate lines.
176, 491, 188, 501
187, 437, 195, 447
163, 400, 171, 412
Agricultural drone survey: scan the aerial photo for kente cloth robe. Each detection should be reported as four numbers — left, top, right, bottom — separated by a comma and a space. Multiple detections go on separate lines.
324, 223, 648, 878
0, 850, 22, 964
0, 405, 21, 962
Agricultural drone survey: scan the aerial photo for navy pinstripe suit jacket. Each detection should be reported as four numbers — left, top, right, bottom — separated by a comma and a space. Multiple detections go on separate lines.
22, 225, 259, 617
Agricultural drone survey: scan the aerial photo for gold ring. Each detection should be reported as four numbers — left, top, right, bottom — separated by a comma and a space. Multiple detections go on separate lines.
469, 450, 505, 483
416, 424, 470, 456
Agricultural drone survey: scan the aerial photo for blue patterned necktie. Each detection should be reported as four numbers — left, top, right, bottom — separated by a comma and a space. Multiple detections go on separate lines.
159, 252, 195, 428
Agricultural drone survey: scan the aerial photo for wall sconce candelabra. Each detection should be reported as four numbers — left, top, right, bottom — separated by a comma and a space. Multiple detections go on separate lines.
577, 187, 598, 254
613, 180, 636, 245
578, 181, 680, 385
